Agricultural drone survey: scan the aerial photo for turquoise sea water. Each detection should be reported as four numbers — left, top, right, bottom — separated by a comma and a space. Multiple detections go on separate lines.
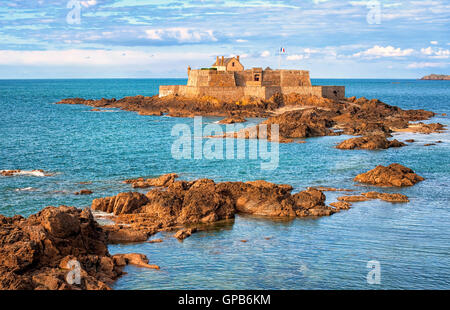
0, 79, 449, 289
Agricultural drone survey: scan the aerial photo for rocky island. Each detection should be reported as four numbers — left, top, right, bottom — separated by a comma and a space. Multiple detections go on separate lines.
420, 74, 450, 80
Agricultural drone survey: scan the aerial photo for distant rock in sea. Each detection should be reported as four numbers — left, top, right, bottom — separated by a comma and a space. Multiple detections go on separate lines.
420, 74, 450, 80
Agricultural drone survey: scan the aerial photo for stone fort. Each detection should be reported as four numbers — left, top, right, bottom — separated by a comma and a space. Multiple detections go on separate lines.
159, 56, 345, 101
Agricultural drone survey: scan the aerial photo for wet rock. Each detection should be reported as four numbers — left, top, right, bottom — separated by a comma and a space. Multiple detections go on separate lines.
218, 116, 246, 124
124, 173, 178, 188
174, 228, 197, 240
91, 177, 344, 238
424, 143, 436, 146
0, 206, 123, 290
354, 163, 424, 187
395, 122, 445, 134
112, 253, 159, 269
57, 95, 438, 145
102, 226, 149, 244
146, 239, 163, 243
337, 195, 370, 202
91, 192, 149, 215
329, 201, 352, 210
405, 139, 415, 143
362, 191, 409, 203
336, 135, 406, 150
74, 189, 93, 195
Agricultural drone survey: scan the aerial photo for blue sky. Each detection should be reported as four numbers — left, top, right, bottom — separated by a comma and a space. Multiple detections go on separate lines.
0, 0, 449, 78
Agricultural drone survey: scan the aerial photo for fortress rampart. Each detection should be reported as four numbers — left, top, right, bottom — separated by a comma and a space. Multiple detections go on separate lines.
159, 56, 345, 101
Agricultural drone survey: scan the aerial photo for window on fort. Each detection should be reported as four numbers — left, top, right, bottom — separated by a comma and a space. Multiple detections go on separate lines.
232, 62, 235, 67
254, 74, 260, 81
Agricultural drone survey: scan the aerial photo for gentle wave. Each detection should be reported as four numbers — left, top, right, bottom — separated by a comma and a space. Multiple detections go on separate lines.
0, 170, 53, 177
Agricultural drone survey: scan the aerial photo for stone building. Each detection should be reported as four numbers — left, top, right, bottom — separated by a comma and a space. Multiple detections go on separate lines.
159, 56, 345, 101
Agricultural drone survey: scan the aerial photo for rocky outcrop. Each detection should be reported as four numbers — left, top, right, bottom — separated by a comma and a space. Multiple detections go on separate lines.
394, 122, 446, 134
92, 192, 149, 216
337, 195, 370, 202
0, 206, 153, 290
174, 228, 197, 240
354, 164, 424, 187
123, 173, 178, 188
74, 189, 93, 195
112, 253, 160, 269
91, 177, 345, 240
329, 201, 352, 210
361, 191, 409, 202
336, 135, 406, 150
218, 117, 246, 124
102, 225, 151, 244
337, 191, 409, 204
421, 74, 450, 80
57, 95, 438, 145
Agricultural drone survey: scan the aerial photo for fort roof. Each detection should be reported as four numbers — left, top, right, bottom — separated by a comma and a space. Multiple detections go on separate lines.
212, 57, 234, 67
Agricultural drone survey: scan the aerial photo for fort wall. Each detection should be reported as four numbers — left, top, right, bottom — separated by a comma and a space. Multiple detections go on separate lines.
159, 85, 345, 102
160, 65, 345, 101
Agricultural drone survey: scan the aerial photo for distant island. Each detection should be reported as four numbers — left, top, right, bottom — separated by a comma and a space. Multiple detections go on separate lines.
420, 74, 450, 80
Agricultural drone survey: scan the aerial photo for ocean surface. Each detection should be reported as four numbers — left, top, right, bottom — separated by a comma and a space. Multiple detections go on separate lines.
0, 78, 449, 289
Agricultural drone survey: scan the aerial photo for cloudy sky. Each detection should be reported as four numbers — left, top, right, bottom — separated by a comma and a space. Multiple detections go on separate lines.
0, 0, 449, 78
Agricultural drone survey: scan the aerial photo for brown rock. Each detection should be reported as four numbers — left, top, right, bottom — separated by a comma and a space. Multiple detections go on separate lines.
218, 117, 246, 124
74, 189, 93, 195
0, 206, 124, 290
102, 226, 149, 244
174, 228, 197, 240
329, 201, 352, 210
56, 94, 438, 146
91, 178, 350, 234
146, 238, 163, 243
91, 192, 149, 215
337, 135, 405, 150
124, 173, 179, 188
362, 191, 409, 202
337, 195, 370, 202
354, 163, 424, 187
112, 253, 159, 269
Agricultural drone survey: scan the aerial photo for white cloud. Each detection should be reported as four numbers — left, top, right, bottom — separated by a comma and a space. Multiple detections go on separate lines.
421, 47, 450, 58
421, 47, 434, 55
287, 54, 307, 61
0, 49, 215, 66
353, 45, 414, 58
430, 41, 438, 45
236, 39, 248, 43
260, 50, 270, 57
407, 62, 448, 69
81, 0, 97, 7
144, 28, 217, 43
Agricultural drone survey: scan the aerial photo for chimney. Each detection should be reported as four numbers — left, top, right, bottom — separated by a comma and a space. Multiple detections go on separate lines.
221, 56, 224, 65
237, 55, 240, 61
187, 66, 191, 73
216, 56, 219, 65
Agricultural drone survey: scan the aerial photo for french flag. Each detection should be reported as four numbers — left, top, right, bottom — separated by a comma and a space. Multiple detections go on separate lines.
280, 47, 285, 53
